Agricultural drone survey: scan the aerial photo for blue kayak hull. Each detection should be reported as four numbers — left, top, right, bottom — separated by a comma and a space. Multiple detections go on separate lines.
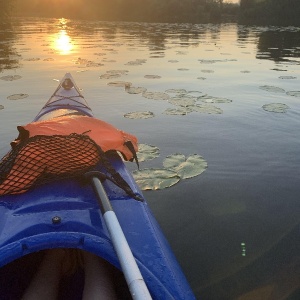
0, 155, 195, 300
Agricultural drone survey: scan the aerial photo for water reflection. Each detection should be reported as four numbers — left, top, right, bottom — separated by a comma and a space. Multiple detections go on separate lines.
257, 30, 300, 64
52, 29, 74, 55
0, 23, 21, 71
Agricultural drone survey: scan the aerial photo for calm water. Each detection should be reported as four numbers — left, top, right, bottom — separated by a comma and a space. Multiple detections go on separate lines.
1, 18, 300, 299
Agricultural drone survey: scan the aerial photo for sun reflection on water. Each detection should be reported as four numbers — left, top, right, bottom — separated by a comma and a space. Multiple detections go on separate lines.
53, 29, 74, 55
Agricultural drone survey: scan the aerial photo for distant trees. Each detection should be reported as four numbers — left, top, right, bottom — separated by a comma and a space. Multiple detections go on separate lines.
9, 0, 300, 26
0, 0, 15, 21
239, 0, 300, 25
12, 0, 237, 23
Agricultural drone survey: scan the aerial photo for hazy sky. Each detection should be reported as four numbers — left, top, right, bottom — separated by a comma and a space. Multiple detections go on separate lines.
226, 0, 240, 4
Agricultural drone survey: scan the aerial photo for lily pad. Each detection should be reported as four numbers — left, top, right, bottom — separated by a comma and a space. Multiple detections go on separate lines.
7, 94, 29, 100
144, 75, 161, 79
165, 88, 187, 94
201, 70, 214, 73
125, 86, 147, 94
86, 62, 104, 67
163, 107, 193, 115
259, 85, 285, 93
163, 154, 207, 179
107, 70, 129, 75
24, 58, 40, 61
0, 75, 22, 81
125, 59, 147, 66
137, 144, 160, 162
107, 81, 132, 87
279, 76, 296, 79
262, 103, 290, 113
286, 91, 300, 98
187, 91, 203, 97
100, 73, 121, 79
168, 97, 196, 107
198, 95, 232, 104
193, 104, 223, 114
124, 111, 154, 119
142, 91, 170, 100
132, 168, 180, 190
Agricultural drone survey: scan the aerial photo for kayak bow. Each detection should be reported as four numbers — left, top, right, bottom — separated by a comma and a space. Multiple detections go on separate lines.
0, 73, 196, 300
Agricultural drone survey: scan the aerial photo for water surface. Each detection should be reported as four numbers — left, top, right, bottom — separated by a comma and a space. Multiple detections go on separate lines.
1, 18, 300, 299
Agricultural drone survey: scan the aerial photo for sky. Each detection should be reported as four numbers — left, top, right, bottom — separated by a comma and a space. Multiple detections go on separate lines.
226, 0, 240, 4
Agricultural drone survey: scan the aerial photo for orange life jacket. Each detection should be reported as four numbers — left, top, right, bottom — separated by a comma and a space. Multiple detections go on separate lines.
17, 115, 138, 161
0, 116, 138, 196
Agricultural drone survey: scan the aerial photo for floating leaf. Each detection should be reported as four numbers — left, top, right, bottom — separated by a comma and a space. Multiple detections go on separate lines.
262, 103, 290, 113
165, 88, 187, 94
187, 91, 203, 97
177, 68, 189, 71
168, 97, 196, 107
125, 86, 147, 94
193, 104, 223, 114
0, 105, 4, 110
107, 70, 129, 75
144, 75, 161, 79
7, 94, 29, 100
86, 62, 104, 67
199, 59, 217, 64
163, 107, 193, 115
124, 111, 154, 119
142, 91, 170, 100
286, 91, 300, 97
0, 75, 22, 81
137, 144, 160, 162
24, 58, 40, 61
279, 76, 296, 79
198, 95, 232, 104
163, 154, 207, 179
168, 60, 179, 63
100, 73, 121, 79
132, 168, 180, 190
197, 77, 207, 80
259, 85, 285, 93
108, 81, 132, 87
125, 59, 147, 66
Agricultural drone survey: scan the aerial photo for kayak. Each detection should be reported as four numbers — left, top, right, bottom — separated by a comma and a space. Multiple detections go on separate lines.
0, 73, 196, 299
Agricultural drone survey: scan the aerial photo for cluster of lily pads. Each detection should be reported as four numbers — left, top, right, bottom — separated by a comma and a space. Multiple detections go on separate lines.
259, 85, 300, 113
132, 144, 208, 190
101, 77, 299, 118
102, 79, 233, 118
124, 86, 232, 118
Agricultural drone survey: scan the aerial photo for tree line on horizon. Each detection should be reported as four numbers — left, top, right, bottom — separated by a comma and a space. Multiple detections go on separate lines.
1, 0, 300, 26
239, 0, 300, 26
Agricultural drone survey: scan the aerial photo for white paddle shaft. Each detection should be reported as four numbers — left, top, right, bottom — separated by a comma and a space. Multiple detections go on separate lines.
91, 176, 152, 300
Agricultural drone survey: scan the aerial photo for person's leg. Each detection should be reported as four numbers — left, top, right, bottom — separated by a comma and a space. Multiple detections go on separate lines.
82, 251, 117, 300
22, 249, 65, 300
